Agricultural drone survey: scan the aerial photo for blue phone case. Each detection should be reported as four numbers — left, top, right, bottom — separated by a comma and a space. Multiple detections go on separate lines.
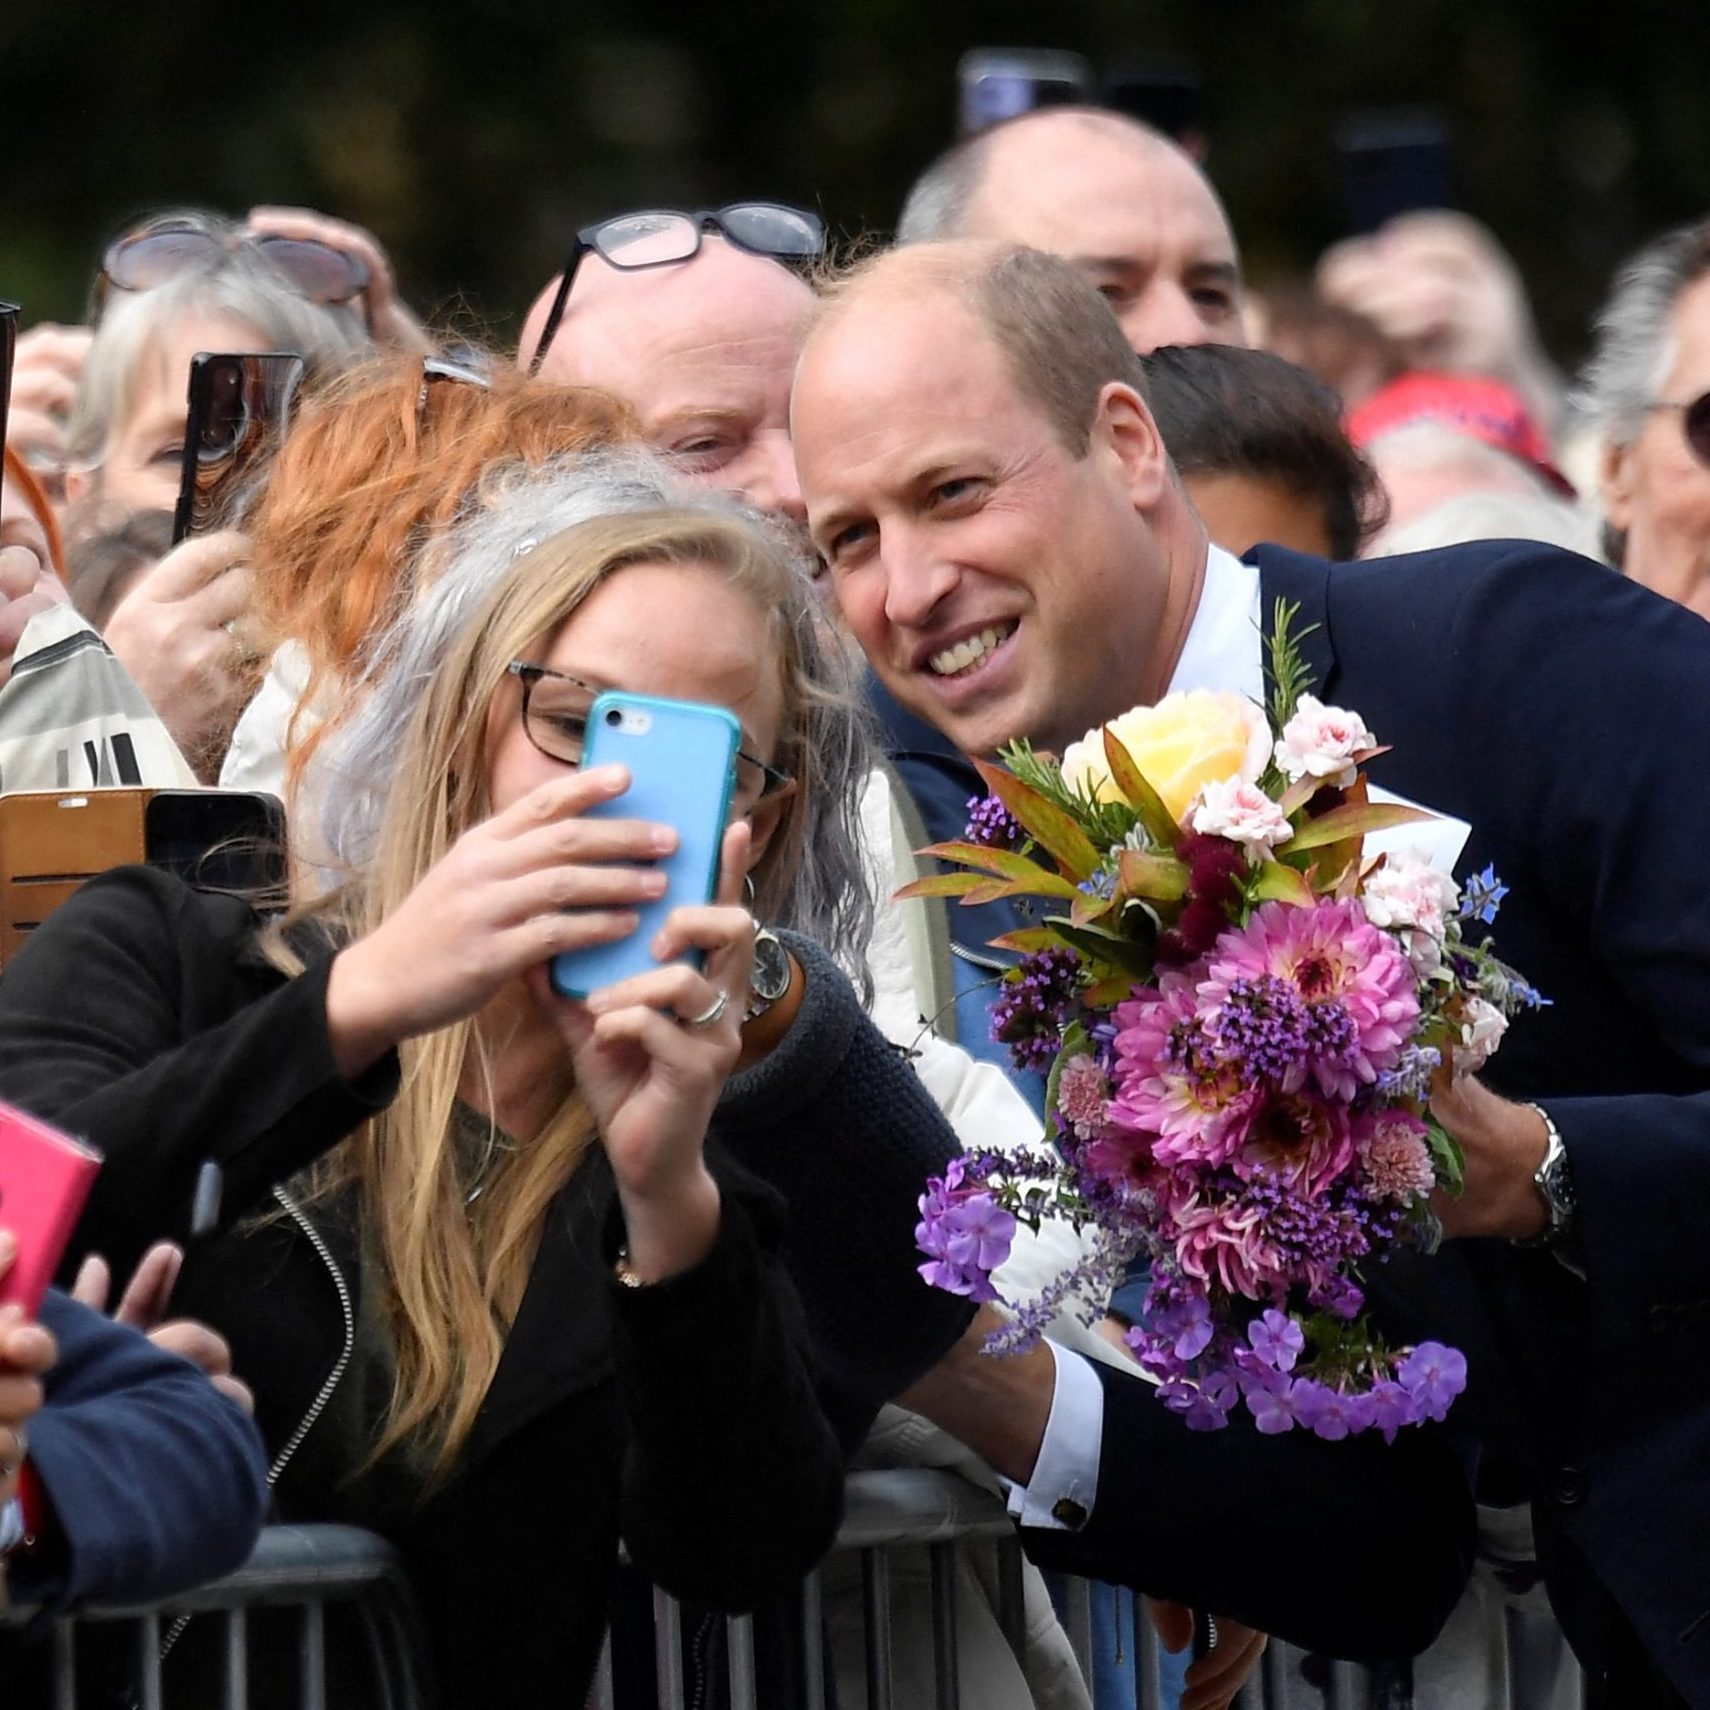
548, 691, 740, 1001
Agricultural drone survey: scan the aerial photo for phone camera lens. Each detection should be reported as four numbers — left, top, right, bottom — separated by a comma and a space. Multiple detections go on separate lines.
605, 707, 623, 727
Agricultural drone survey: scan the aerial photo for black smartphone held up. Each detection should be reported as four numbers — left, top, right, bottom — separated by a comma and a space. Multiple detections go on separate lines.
171, 350, 305, 545
0, 299, 19, 462
1336, 109, 1455, 236
958, 47, 1092, 137
1102, 61, 1205, 151
144, 788, 287, 897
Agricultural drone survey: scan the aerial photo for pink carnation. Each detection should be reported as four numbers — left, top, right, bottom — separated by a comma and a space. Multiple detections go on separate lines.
1359, 1112, 1437, 1202
1273, 695, 1375, 789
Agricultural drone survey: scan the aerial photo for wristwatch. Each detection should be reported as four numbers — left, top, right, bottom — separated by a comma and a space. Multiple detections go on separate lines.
744, 927, 792, 1024
1515, 1102, 1576, 1247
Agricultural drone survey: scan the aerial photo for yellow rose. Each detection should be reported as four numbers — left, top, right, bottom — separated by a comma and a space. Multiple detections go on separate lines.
1060, 691, 1272, 825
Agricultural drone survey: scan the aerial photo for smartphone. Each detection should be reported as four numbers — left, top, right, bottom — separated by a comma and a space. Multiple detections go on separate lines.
171, 350, 305, 545
957, 48, 1092, 136
0, 300, 18, 461
1336, 109, 1455, 235
0, 1100, 102, 1316
548, 692, 739, 1001
145, 788, 287, 896
1102, 61, 1204, 149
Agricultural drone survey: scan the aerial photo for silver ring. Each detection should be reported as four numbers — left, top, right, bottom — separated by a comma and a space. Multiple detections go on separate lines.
684, 989, 729, 1030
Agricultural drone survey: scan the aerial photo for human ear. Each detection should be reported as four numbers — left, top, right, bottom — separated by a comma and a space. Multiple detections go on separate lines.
1599, 435, 1637, 534
1094, 383, 1171, 509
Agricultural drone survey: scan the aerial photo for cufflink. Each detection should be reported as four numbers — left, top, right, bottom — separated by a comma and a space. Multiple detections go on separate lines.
1050, 1497, 1088, 1529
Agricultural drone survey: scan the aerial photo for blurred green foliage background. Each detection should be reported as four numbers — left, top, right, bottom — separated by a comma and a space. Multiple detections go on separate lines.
4, 0, 1708, 363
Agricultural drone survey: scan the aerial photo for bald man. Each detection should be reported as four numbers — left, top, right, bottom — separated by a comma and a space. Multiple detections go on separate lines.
519, 236, 811, 522
898, 107, 1247, 353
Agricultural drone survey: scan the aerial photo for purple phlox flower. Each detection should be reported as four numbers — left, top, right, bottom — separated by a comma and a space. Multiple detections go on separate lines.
1291, 1379, 1370, 1441
1314, 1273, 1366, 1321
964, 794, 1023, 850
1457, 866, 1509, 927
1246, 1308, 1305, 1372
1365, 1379, 1421, 1444
992, 948, 1082, 1076
1397, 1340, 1467, 1423
1160, 1371, 1237, 1432
915, 1161, 1013, 1302
1154, 1293, 1215, 1362
1239, 1367, 1299, 1435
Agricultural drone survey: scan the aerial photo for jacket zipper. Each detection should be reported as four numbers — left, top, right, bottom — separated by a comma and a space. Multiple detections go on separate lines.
157, 1188, 357, 1667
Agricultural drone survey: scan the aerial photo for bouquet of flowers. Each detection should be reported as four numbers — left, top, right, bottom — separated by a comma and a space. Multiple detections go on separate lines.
908, 607, 1543, 1440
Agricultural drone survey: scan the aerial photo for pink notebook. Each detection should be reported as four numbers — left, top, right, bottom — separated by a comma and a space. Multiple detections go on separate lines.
0, 1100, 102, 1316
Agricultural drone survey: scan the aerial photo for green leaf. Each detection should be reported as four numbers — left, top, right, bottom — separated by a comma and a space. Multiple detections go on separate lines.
1101, 729, 1181, 848
1424, 1118, 1466, 1196
895, 872, 999, 900
1043, 913, 1157, 980
1265, 598, 1322, 731
1117, 848, 1189, 902
963, 877, 1060, 906
918, 839, 1065, 886
974, 760, 1102, 881
989, 926, 1075, 954
1250, 861, 1316, 905
1282, 801, 1436, 854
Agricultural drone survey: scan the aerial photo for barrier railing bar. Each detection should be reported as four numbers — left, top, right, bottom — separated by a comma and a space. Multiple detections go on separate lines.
1063, 1573, 1093, 1689
928, 1542, 959, 1710
51, 1617, 75, 1710
137, 1610, 164, 1710
593, 1628, 614, 1710
652, 1587, 684, 1710
223, 1606, 249, 1710
298, 1599, 327, 1710
726, 1611, 757, 1710
862, 1548, 893, 1710
995, 1535, 1026, 1660
1137, 1591, 1165, 1709
800, 1569, 826, 1710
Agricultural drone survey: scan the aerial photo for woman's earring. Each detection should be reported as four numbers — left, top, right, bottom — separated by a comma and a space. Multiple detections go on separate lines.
743, 872, 758, 914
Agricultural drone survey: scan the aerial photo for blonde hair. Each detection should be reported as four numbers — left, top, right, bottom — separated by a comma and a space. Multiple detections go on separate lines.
296, 488, 866, 1484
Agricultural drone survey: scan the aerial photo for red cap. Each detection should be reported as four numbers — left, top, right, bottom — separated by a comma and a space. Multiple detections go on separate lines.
1346, 371, 1576, 499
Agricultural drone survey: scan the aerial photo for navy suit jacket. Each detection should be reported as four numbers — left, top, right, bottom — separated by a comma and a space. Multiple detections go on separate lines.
874, 539, 1710, 1695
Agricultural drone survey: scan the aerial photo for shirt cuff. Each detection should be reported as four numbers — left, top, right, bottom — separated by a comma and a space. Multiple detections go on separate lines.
1003, 1340, 1103, 1531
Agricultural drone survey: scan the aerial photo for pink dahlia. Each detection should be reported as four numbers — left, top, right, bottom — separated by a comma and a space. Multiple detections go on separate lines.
1108, 973, 1258, 1168
1057, 1053, 1112, 1138
1236, 1090, 1356, 1198
1200, 899, 1419, 1100
1163, 1178, 1286, 1298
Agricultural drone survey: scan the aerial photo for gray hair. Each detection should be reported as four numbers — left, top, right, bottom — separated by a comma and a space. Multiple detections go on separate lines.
1367, 490, 1600, 561
66, 234, 374, 471
898, 132, 995, 243
317, 448, 878, 983
1571, 217, 1710, 450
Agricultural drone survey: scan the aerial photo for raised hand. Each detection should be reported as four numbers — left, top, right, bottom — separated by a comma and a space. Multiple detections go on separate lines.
542, 821, 755, 1282
102, 529, 255, 771
5, 324, 92, 509
0, 1230, 58, 1511
324, 765, 677, 1079
244, 205, 433, 353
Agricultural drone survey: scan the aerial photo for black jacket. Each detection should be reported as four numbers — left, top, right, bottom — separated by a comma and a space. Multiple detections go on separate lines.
0, 866, 973, 1708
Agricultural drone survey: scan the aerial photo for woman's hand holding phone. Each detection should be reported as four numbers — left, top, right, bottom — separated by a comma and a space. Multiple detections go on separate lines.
541, 822, 754, 1285
324, 766, 676, 1081
0, 1231, 58, 1511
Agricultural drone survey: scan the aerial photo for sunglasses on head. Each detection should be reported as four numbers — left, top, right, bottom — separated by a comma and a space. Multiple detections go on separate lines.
527, 202, 825, 375
95, 216, 373, 328
1649, 392, 1710, 467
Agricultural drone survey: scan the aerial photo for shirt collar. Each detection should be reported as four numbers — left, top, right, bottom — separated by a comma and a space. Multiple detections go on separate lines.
1165, 544, 1265, 707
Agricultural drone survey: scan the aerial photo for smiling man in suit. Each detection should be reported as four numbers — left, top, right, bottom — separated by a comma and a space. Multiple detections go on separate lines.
793, 240, 1710, 1710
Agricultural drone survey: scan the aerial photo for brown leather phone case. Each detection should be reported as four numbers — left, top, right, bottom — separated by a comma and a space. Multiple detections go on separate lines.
0, 788, 154, 966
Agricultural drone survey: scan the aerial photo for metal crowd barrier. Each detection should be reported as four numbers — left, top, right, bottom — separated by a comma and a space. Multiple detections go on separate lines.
9, 1473, 1585, 1710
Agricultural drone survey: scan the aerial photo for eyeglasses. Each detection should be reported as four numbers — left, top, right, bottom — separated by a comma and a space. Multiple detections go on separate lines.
95, 216, 373, 326
507, 662, 793, 805
527, 202, 825, 375
418, 353, 490, 420
1647, 392, 1710, 467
